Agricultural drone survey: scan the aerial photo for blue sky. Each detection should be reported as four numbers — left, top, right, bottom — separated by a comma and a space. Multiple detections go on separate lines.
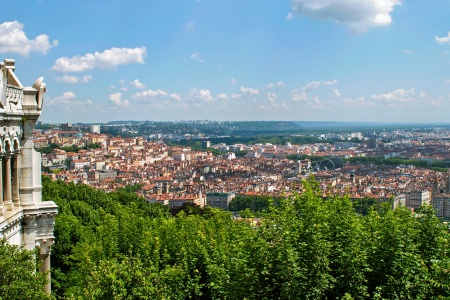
1, 0, 450, 123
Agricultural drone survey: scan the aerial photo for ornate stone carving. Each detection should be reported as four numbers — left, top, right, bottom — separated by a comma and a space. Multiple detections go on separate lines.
36, 238, 55, 255
23, 214, 37, 229
36, 213, 56, 228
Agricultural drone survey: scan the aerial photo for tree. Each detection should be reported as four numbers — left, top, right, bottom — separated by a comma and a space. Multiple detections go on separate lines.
0, 239, 50, 300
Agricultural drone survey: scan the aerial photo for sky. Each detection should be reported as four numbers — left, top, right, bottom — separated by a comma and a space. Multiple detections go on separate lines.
1, 0, 450, 124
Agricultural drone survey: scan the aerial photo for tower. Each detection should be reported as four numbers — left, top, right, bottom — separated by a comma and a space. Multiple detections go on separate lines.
0, 59, 57, 294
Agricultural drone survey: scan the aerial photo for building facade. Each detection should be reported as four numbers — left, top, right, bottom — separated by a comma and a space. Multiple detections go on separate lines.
0, 59, 57, 294
206, 192, 235, 210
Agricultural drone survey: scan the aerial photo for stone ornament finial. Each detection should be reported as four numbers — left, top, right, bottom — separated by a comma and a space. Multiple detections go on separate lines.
33, 77, 45, 111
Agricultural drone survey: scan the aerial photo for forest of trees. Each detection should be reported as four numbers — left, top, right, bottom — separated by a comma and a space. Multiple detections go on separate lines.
1, 177, 450, 299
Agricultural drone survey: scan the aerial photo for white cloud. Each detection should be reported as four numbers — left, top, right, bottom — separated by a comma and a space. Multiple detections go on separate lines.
289, 0, 402, 32
401, 48, 414, 55
133, 89, 168, 99
371, 88, 415, 103
109, 92, 129, 107
445, 79, 450, 84
435, 32, 450, 45
55, 75, 92, 84
333, 89, 341, 97
186, 21, 196, 30
46, 91, 94, 110
170, 93, 182, 101
0, 21, 58, 56
240, 86, 259, 95
231, 77, 238, 84
268, 92, 278, 103
419, 92, 443, 106
51, 46, 147, 72
230, 93, 242, 99
343, 97, 375, 107
190, 52, 204, 63
217, 93, 228, 100
286, 12, 294, 21
292, 79, 337, 102
130, 79, 145, 89
190, 88, 213, 102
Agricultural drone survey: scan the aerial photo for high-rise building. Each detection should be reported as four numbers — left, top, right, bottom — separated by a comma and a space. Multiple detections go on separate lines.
61, 122, 72, 131
0, 59, 57, 294
90, 124, 101, 134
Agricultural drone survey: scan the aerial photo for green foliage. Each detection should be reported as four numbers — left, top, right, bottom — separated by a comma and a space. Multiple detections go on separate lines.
228, 195, 274, 213
42, 176, 450, 299
0, 239, 50, 300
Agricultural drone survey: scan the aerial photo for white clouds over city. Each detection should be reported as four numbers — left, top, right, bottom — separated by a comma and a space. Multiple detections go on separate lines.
55, 75, 93, 84
51, 47, 147, 72
0, 21, 58, 56
240, 86, 259, 96
371, 88, 415, 103
288, 0, 402, 32
46, 92, 94, 111
109, 92, 129, 107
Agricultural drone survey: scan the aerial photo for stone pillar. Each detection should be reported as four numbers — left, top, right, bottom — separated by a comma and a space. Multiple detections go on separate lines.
12, 153, 20, 207
3, 153, 12, 211
0, 155, 3, 217
37, 238, 54, 295
20, 120, 39, 207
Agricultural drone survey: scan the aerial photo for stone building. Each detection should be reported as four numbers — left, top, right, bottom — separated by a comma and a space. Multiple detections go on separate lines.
0, 59, 57, 293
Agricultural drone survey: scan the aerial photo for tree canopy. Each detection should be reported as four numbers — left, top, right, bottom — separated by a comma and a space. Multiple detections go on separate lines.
40, 176, 450, 299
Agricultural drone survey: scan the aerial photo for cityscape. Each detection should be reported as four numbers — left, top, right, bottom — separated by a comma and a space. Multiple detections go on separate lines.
38, 121, 450, 219
1, 0, 450, 298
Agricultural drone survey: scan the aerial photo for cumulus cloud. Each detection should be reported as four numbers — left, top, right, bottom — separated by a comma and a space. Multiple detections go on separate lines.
170, 93, 182, 101
55, 75, 92, 84
371, 88, 415, 103
240, 86, 259, 95
51, 46, 147, 72
190, 52, 204, 63
435, 32, 450, 45
217, 93, 228, 100
46, 91, 94, 110
133, 89, 168, 99
109, 92, 129, 107
130, 79, 145, 89
292, 79, 338, 101
190, 87, 213, 102
0, 21, 58, 56
289, 0, 402, 32
333, 89, 341, 97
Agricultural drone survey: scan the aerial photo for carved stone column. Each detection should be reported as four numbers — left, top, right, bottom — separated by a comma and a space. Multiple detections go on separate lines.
0, 154, 3, 217
36, 238, 54, 295
12, 152, 20, 207
3, 153, 12, 211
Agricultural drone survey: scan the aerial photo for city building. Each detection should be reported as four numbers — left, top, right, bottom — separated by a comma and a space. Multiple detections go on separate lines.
0, 59, 57, 294
206, 192, 235, 210
90, 124, 101, 134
